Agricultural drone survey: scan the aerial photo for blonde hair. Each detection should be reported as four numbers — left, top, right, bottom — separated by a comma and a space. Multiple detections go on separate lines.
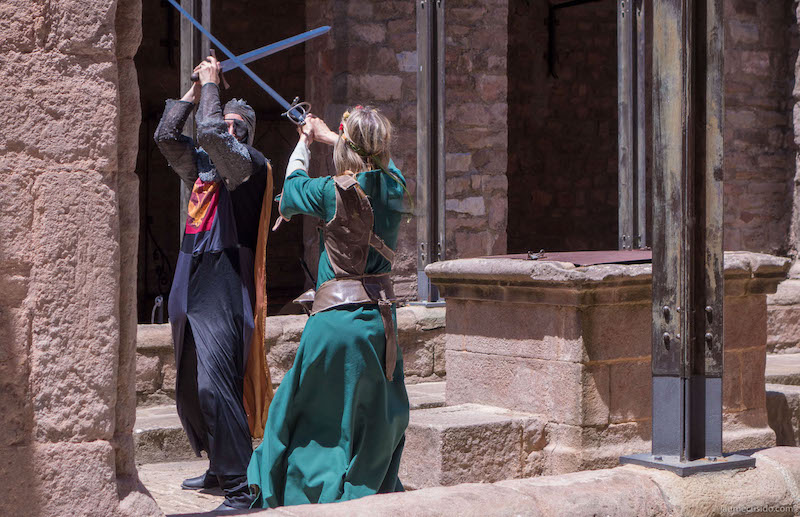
333, 106, 393, 175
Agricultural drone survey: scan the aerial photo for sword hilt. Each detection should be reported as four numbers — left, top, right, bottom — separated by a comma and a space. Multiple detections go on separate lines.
283, 97, 311, 125
189, 50, 229, 88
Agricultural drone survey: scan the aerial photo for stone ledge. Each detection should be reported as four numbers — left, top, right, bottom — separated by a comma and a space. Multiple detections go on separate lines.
135, 382, 446, 465
766, 354, 800, 386
136, 306, 446, 404
425, 252, 789, 305
249, 447, 800, 516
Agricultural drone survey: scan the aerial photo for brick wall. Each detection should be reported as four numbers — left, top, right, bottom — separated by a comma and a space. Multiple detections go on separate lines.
724, 0, 798, 254
507, 0, 618, 253
305, 0, 419, 297
445, 0, 510, 259
306, 0, 509, 299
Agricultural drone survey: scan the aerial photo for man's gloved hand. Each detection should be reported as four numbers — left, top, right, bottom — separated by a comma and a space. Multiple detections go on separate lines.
195, 55, 221, 86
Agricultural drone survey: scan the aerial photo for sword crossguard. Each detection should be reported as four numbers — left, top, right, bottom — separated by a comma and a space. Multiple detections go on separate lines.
282, 97, 311, 126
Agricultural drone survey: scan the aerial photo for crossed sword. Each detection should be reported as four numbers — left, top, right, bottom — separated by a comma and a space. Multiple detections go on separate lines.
167, 0, 329, 125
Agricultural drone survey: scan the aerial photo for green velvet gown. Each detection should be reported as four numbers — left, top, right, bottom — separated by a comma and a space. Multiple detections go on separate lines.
247, 161, 409, 508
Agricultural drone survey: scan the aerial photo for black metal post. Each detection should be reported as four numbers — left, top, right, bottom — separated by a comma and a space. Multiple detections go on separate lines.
617, 0, 646, 250
179, 0, 210, 239
415, 0, 446, 305
620, 0, 754, 476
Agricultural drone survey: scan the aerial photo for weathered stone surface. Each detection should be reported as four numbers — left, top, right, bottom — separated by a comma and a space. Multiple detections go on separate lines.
722, 408, 776, 451
639, 450, 800, 517
445, 350, 584, 425
401, 404, 544, 489
753, 447, 800, 496
133, 405, 198, 465
446, 299, 583, 362
29, 172, 119, 443
33, 441, 119, 517
136, 353, 161, 395
766, 384, 800, 446
137, 323, 172, 350
607, 360, 651, 423
766, 353, 800, 386
768, 304, 800, 353
583, 303, 651, 362
0, 307, 33, 448
138, 459, 227, 515
497, 468, 669, 517
725, 295, 767, 350
116, 169, 140, 468
0, 52, 119, 173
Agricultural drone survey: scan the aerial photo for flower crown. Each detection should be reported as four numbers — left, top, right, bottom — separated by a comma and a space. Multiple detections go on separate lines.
336, 105, 415, 216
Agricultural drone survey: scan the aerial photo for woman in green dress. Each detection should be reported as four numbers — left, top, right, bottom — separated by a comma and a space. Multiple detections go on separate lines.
247, 106, 410, 508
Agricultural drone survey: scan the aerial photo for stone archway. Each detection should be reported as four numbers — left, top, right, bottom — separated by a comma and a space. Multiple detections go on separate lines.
0, 1, 160, 515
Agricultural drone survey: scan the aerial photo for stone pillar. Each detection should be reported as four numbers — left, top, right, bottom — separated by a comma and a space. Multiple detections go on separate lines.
421, 252, 787, 479
0, 2, 160, 515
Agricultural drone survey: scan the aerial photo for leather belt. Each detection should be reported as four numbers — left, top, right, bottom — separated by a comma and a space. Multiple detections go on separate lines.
311, 275, 398, 381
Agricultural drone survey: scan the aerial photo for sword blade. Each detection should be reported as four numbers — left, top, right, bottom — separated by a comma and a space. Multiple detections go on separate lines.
166, 0, 299, 117
219, 26, 331, 73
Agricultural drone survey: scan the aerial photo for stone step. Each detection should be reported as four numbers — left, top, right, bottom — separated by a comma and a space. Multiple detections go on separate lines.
399, 403, 547, 490
135, 381, 446, 465
766, 383, 800, 446
765, 353, 800, 386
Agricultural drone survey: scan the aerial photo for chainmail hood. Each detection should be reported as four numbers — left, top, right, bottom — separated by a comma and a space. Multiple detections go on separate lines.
223, 98, 256, 146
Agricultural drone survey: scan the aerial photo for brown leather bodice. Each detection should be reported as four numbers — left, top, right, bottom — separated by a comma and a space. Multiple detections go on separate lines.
323, 175, 395, 276
312, 174, 399, 381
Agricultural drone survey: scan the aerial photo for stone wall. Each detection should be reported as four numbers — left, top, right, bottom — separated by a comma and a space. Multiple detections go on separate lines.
507, 0, 618, 253
305, 0, 509, 299
135, 306, 446, 405
724, 0, 798, 254
444, 0, 509, 259
248, 447, 800, 517
0, 1, 160, 515
423, 253, 787, 481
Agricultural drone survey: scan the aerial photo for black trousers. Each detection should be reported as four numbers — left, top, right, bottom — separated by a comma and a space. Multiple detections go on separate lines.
178, 324, 254, 506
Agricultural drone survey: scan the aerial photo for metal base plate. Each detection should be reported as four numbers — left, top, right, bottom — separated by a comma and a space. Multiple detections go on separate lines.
620, 453, 755, 477
409, 300, 446, 308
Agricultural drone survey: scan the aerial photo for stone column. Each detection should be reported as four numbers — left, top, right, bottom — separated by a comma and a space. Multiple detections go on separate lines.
0, 1, 160, 515
420, 252, 787, 480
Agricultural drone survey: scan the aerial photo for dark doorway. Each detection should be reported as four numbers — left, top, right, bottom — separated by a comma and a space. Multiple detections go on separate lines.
135, 0, 308, 323
507, 0, 619, 253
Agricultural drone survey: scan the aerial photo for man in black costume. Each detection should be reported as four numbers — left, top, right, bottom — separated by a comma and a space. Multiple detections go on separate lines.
154, 56, 272, 511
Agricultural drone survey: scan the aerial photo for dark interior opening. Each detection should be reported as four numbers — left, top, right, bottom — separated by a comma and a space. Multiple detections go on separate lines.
507, 0, 620, 253
135, 0, 307, 323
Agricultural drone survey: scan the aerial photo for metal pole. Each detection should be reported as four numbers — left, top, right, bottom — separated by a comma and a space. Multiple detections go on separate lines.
617, 0, 646, 250
620, 0, 752, 476
415, 0, 445, 305
178, 0, 210, 240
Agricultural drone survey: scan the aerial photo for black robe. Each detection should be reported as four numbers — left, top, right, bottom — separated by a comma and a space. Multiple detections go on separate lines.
154, 84, 268, 480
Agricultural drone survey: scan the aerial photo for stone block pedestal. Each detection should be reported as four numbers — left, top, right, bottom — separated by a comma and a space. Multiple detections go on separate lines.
405, 251, 788, 487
